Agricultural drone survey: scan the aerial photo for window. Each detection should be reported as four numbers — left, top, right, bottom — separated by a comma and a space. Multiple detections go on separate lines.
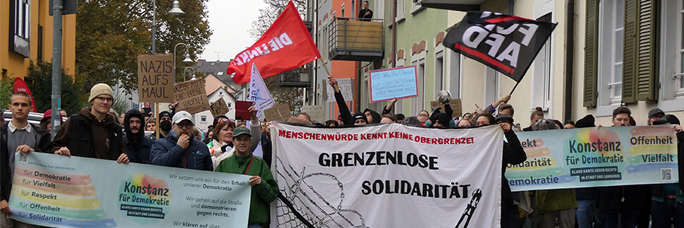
341, 3, 345, 18
660, 0, 684, 108
531, 8, 553, 112
448, 52, 462, 98
10, 0, 30, 57
677, 0, 684, 94
201, 115, 207, 123
597, 0, 625, 108
434, 51, 444, 98
410, 0, 424, 14
396, 0, 405, 22
484, 67, 500, 106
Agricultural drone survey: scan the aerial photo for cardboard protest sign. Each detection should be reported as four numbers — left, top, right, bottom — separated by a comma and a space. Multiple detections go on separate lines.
300, 105, 325, 123
325, 78, 354, 102
368, 66, 418, 102
210, 97, 229, 118
138, 54, 174, 102
263, 104, 290, 122
430, 98, 462, 118
174, 80, 210, 114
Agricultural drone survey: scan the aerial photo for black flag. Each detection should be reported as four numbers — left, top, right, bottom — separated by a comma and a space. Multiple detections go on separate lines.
444, 11, 556, 82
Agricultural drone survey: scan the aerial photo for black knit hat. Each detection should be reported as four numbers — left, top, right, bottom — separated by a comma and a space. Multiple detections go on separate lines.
352, 112, 368, 124
575, 115, 595, 128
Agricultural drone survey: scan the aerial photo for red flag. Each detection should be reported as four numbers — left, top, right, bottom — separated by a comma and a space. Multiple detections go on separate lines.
13, 77, 37, 112
227, 1, 320, 84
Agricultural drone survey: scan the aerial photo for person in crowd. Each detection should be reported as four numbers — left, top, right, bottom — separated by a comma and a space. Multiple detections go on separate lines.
213, 115, 230, 127
551, 119, 563, 130
395, 114, 405, 123
429, 112, 450, 128
324, 120, 339, 127
59, 108, 68, 118
401, 116, 422, 127
297, 112, 311, 123
150, 111, 212, 170
329, 76, 354, 126
145, 118, 156, 132
109, 109, 121, 125
53, 83, 128, 163
260, 121, 272, 167
648, 108, 665, 126
357, 0, 373, 21
364, 108, 381, 124
287, 117, 312, 125
462, 113, 472, 122
498, 103, 514, 117
483, 95, 511, 115
0, 92, 51, 225
650, 114, 684, 228
456, 118, 474, 127
123, 109, 153, 164
381, 97, 398, 115
523, 107, 544, 131
573, 115, 600, 228
532, 119, 577, 228
475, 113, 527, 228
39, 109, 62, 130
380, 114, 398, 123
151, 111, 174, 140
599, 106, 645, 228
203, 125, 215, 144
352, 113, 368, 125
208, 109, 261, 171
215, 126, 278, 228
119, 112, 125, 125
417, 110, 430, 125
563, 120, 575, 129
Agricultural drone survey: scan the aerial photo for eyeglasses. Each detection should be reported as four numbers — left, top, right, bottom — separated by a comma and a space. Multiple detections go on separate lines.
94, 96, 113, 103
176, 122, 194, 128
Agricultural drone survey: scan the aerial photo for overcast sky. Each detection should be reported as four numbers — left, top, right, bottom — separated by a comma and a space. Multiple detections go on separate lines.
198, 0, 268, 62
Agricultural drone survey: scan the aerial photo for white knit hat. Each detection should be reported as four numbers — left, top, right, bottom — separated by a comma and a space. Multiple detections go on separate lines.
88, 83, 114, 102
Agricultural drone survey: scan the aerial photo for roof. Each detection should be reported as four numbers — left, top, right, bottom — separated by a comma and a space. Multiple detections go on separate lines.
195, 59, 235, 85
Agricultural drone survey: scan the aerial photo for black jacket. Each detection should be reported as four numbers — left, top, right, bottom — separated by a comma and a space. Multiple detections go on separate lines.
502, 130, 527, 209
123, 109, 153, 164
334, 91, 354, 126
1, 122, 51, 202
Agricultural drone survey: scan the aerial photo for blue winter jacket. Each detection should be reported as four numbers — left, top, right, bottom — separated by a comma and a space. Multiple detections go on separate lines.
150, 132, 212, 170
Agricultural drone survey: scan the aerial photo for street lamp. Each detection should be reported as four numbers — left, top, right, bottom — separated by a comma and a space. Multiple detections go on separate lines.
174, 43, 193, 82
152, 0, 185, 53
184, 67, 196, 81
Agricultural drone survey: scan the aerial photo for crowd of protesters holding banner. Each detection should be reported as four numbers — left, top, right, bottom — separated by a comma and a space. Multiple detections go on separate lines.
1, 80, 684, 228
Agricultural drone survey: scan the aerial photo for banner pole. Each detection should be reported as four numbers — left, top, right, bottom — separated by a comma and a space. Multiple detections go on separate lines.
155, 102, 160, 139
509, 81, 521, 96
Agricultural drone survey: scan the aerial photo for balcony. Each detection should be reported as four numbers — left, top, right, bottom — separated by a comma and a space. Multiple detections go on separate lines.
328, 18, 383, 61
275, 64, 311, 87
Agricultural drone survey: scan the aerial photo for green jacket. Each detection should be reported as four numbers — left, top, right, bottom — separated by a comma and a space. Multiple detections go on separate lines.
536, 189, 577, 214
215, 154, 278, 227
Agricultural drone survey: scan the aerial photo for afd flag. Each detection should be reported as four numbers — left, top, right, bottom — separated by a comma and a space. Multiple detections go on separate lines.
249, 64, 275, 119
444, 11, 556, 82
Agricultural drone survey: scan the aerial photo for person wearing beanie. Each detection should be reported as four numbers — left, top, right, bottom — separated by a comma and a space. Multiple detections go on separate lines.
352, 112, 368, 125
649, 114, 684, 228
648, 108, 666, 125
123, 109, 153, 164
215, 126, 278, 228
150, 110, 213, 170
52, 83, 128, 163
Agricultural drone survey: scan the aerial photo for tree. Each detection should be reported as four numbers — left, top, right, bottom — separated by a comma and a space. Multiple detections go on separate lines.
76, 0, 212, 93
0, 77, 13, 109
24, 60, 87, 114
250, 0, 309, 114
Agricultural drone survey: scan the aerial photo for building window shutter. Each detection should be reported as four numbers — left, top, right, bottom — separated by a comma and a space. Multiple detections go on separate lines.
622, 0, 638, 103
584, 0, 599, 107
634, 0, 659, 101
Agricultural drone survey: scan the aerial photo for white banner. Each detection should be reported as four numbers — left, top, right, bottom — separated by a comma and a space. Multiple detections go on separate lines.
270, 123, 504, 228
249, 64, 276, 118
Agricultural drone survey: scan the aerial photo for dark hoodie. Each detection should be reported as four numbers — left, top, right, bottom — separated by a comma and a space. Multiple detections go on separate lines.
52, 107, 124, 160
363, 108, 381, 124
124, 109, 153, 164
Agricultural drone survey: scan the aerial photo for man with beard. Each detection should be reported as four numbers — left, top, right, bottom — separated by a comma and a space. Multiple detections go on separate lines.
123, 110, 153, 164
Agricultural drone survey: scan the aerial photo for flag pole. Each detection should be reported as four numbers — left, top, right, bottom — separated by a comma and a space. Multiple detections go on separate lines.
318, 58, 332, 77
509, 81, 521, 96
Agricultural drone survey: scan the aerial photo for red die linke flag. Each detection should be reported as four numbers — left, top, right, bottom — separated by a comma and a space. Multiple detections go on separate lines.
227, 1, 320, 84
444, 11, 556, 82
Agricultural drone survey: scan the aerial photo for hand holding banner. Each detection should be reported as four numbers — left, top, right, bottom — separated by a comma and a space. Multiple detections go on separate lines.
10, 152, 251, 227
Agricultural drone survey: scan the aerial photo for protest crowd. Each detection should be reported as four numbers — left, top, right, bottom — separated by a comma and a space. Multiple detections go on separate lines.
1, 1, 682, 227
0, 77, 683, 228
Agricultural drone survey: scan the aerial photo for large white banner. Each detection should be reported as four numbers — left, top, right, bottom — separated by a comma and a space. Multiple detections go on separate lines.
249, 64, 275, 118
270, 123, 504, 228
